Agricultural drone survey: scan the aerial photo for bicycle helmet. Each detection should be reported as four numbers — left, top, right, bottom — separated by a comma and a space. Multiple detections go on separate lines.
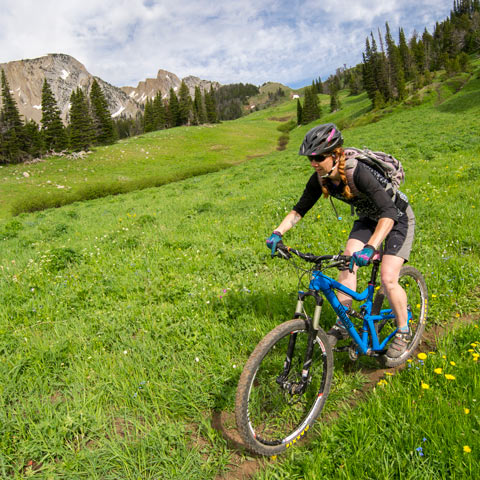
298, 123, 344, 156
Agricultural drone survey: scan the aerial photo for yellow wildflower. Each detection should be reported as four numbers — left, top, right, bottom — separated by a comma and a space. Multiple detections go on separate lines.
463, 446, 472, 453
421, 382, 430, 390
417, 353, 427, 360
444, 374, 456, 380
434, 368, 443, 374
464, 408, 470, 415
450, 361, 456, 366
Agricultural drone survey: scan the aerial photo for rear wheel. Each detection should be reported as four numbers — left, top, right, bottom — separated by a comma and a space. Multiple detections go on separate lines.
372, 265, 428, 367
235, 319, 333, 456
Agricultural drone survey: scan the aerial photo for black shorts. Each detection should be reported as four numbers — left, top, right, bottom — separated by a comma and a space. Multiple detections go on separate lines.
349, 206, 415, 261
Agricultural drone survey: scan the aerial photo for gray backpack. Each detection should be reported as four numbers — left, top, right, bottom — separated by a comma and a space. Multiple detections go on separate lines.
325, 147, 407, 220
343, 147, 405, 195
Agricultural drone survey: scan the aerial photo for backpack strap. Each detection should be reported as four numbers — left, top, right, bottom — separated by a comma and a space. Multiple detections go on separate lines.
343, 155, 360, 196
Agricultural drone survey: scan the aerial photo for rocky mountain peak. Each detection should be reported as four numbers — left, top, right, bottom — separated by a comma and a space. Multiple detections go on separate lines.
120, 69, 220, 104
0, 53, 220, 124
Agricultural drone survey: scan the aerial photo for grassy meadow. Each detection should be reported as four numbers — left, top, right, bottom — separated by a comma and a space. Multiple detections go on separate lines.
0, 106, 293, 219
0, 62, 479, 478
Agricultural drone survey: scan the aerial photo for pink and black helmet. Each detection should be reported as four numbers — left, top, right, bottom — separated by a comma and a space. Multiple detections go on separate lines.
298, 123, 344, 156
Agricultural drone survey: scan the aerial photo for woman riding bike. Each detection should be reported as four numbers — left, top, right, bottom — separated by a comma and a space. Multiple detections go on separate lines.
266, 123, 415, 359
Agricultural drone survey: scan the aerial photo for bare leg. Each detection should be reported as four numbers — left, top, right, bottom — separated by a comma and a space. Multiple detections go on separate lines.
380, 254, 407, 329
337, 238, 365, 308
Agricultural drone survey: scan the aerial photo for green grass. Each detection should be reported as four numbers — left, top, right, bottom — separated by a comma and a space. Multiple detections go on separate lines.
0, 62, 479, 478
0, 105, 297, 219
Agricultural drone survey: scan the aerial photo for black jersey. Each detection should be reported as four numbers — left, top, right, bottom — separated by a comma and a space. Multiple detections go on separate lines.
293, 161, 407, 221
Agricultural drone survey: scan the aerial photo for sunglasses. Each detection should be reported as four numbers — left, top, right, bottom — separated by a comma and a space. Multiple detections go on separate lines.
308, 154, 330, 163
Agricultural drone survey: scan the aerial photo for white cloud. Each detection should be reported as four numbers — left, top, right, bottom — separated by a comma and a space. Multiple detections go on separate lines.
0, 0, 453, 88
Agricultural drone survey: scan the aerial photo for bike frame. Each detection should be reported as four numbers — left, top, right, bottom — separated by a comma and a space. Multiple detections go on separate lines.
295, 260, 406, 355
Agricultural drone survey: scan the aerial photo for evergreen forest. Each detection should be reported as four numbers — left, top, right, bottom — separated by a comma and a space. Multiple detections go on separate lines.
297, 0, 479, 124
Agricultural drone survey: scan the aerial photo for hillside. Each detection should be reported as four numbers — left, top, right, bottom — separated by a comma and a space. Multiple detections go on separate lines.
0, 60, 479, 477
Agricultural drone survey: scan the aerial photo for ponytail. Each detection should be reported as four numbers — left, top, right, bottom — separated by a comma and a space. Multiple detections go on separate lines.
319, 148, 354, 199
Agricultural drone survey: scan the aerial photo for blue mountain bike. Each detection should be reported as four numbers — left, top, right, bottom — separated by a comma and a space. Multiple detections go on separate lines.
235, 243, 427, 456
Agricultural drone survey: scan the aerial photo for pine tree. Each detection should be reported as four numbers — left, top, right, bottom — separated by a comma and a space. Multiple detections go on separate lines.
385, 22, 406, 100
301, 87, 321, 124
316, 77, 324, 94
90, 79, 115, 145
398, 28, 414, 81
178, 81, 192, 125
143, 98, 156, 132
422, 29, 435, 72
362, 39, 377, 101
69, 88, 94, 151
41, 78, 67, 152
205, 86, 218, 123
24, 120, 44, 157
1, 69, 25, 162
152, 91, 166, 130
193, 86, 207, 125
330, 92, 339, 112
410, 34, 427, 74
331, 75, 341, 94
296, 98, 303, 125
374, 30, 391, 101
301, 88, 312, 124
167, 88, 180, 127
347, 67, 362, 96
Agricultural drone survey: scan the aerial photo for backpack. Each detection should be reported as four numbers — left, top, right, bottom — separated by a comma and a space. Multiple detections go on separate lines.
325, 147, 407, 220
343, 147, 405, 196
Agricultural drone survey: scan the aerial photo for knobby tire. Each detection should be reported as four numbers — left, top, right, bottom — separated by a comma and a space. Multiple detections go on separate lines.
235, 319, 333, 456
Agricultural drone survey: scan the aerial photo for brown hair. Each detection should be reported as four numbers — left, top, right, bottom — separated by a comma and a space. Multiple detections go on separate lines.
319, 147, 354, 200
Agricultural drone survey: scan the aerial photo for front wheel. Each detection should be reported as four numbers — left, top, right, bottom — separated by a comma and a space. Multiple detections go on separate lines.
235, 319, 333, 456
372, 265, 428, 368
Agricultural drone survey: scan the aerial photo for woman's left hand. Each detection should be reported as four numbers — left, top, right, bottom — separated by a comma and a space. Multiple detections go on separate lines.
349, 245, 375, 272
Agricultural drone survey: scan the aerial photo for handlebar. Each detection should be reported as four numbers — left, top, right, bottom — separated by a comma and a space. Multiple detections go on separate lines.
276, 243, 351, 267
276, 243, 381, 269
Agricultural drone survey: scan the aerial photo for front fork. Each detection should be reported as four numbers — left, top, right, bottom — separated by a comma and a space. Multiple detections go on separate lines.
276, 292, 323, 394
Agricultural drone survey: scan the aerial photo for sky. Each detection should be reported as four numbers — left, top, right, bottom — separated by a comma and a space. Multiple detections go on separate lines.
0, 0, 453, 89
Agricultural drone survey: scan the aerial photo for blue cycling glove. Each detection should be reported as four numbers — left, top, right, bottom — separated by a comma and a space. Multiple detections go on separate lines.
349, 244, 375, 272
266, 231, 283, 257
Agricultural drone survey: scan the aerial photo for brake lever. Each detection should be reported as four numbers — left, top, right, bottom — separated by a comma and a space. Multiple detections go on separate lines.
275, 248, 292, 260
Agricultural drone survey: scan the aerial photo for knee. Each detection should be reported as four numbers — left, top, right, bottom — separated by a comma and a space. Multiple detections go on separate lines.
381, 271, 398, 293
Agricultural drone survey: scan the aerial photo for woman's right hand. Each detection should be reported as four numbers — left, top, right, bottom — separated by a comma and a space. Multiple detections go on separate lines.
266, 231, 283, 257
